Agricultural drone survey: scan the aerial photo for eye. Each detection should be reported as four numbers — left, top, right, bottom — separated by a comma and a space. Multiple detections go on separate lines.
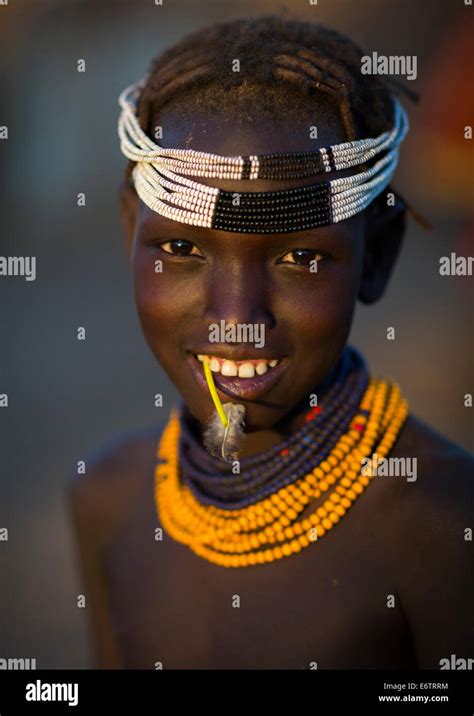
158, 239, 204, 258
277, 249, 324, 266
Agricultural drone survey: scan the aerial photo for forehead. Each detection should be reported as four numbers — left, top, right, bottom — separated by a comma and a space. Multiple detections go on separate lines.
157, 102, 347, 155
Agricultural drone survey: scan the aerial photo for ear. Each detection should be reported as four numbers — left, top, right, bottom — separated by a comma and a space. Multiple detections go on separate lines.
118, 179, 139, 257
358, 193, 407, 304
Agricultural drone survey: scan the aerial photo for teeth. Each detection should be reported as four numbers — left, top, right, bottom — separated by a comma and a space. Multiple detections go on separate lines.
238, 362, 255, 378
209, 357, 221, 372
195, 354, 280, 378
255, 362, 268, 375
221, 360, 238, 377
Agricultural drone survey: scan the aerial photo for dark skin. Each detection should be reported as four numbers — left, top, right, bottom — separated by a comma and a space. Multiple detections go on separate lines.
67, 107, 474, 669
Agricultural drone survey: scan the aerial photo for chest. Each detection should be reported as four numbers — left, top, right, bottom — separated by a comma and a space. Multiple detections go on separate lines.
103, 481, 416, 669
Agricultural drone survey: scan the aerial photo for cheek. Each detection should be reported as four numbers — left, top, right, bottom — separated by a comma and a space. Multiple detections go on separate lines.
275, 257, 363, 349
132, 250, 196, 350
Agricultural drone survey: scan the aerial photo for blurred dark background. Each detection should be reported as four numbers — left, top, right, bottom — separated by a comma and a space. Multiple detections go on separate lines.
0, 0, 472, 668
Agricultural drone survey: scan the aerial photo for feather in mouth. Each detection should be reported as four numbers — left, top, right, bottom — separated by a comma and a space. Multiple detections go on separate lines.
201, 356, 246, 462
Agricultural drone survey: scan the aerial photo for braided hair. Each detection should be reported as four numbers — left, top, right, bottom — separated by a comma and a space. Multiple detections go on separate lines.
124, 15, 414, 207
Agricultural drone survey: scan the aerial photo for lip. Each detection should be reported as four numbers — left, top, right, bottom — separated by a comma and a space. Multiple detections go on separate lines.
185, 352, 290, 402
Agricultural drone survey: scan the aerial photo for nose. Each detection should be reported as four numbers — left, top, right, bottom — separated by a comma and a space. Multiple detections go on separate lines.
202, 262, 276, 333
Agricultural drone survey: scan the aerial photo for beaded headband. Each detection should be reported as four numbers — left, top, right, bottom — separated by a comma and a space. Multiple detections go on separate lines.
118, 77, 408, 234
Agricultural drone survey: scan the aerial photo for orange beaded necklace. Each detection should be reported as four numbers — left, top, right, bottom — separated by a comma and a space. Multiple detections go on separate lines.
154, 377, 408, 568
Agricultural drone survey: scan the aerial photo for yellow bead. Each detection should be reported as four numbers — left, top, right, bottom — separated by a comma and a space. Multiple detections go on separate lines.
298, 534, 310, 548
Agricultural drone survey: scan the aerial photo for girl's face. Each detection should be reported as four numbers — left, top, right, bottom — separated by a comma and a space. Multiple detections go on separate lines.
128, 108, 368, 432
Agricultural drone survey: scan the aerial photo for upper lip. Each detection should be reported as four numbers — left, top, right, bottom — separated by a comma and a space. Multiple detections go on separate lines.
185, 347, 287, 362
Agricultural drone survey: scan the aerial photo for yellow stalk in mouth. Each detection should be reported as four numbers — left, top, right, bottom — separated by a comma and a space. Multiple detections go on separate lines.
202, 357, 229, 428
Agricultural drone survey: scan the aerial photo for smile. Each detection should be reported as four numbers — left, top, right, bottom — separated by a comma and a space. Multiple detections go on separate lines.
196, 353, 279, 378
186, 352, 289, 401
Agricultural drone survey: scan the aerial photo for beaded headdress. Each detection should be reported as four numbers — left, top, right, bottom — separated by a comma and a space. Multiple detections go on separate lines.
118, 76, 408, 234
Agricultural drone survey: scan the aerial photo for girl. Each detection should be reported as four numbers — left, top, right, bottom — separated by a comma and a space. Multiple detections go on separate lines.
70, 15, 474, 669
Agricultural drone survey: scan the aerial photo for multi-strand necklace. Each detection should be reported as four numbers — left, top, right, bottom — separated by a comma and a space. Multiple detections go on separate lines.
154, 348, 408, 568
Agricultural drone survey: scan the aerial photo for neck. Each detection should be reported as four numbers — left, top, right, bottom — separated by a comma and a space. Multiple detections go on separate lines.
236, 359, 342, 458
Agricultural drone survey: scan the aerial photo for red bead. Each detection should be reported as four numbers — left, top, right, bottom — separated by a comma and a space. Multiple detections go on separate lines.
304, 405, 322, 423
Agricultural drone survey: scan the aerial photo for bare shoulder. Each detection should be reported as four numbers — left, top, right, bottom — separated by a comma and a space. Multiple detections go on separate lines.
65, 424, 164, 668
386, 413, 474, 543
392, 412, 474, 508
66, 423, 164, 548
385, 414, 474, 665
